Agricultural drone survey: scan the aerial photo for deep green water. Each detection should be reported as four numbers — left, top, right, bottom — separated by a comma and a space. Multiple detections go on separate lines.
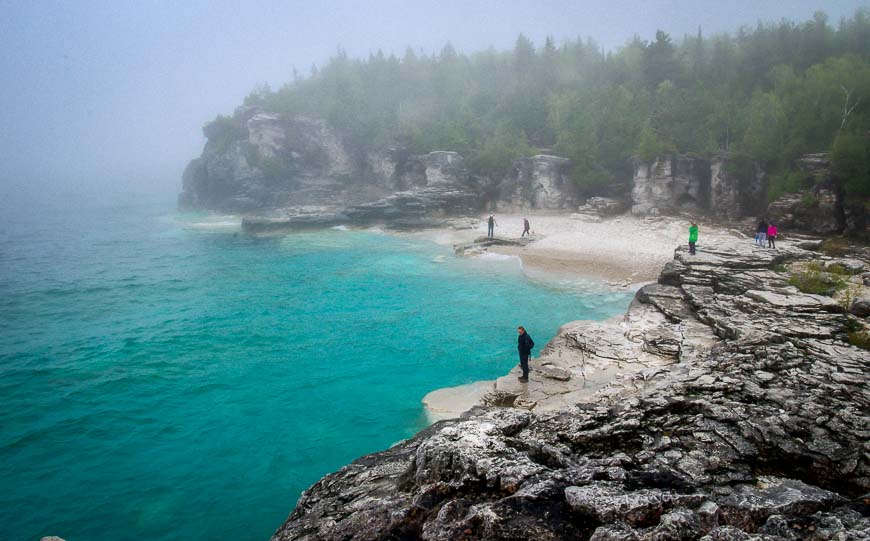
0, 193, 634, 541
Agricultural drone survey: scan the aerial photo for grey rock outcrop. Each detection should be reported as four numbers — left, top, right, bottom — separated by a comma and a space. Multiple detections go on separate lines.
577, 197, 628, 216
179, 109, 365, 212
241, 152, 481, 232
180, 108, 583, 221
271, 238, 870, 540
766, 153, 846, 236
497, 155, 575, 211
709, 155, 766, 220
631, 155, 709, 215
767, 192, 843, 236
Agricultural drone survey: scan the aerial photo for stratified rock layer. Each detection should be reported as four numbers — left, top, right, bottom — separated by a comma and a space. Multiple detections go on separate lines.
631, 155, 709, 216
271, 239, 870, 540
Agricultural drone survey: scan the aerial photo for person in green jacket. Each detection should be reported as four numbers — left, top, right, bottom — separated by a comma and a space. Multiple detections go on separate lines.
688, 222, 699, 255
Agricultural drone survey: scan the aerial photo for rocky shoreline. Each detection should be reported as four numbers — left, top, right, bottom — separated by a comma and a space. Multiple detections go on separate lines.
271, 236, 869, 540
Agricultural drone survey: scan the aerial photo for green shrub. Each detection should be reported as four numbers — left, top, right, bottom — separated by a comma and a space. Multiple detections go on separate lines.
819, 238, 850, 257
787, 261, 847, 296
767, 169, 806, 202
825, 263, 854, 276
204, 115, 247, 153
832, 131, 870, 198
800, 192, 818, 207
847, 330, 870, 350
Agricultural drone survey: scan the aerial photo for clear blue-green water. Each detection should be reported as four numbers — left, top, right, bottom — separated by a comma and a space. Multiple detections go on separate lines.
0, 193, 634, 541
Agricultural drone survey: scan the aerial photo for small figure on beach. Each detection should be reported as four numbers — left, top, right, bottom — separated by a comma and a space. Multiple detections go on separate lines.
522, 218, 530, 237
517, 326, 534, 383
755, 218, 768, 246
487, 214, 497, 238
767, 222, 777, 249
688, 221, 698, 255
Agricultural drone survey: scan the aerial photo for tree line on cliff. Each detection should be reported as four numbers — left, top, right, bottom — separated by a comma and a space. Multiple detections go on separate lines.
235, 9, 870, 201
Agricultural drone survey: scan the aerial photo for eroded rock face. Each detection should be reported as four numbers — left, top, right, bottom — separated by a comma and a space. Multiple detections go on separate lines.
241, 152, 481, 232
500, 155, 575, 210
632, 155, 709, 215
766, 153, 846, 236
578, 197, 628, 216
709, 155, 765, 220
179, 108, 364, 212
271, 238, 870, 540
180, 108, 502, 222
767, 191, 843, 236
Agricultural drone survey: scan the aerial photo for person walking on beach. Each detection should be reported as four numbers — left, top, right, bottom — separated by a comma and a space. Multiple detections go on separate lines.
487, 214, 497, 239
522, 218, 530, 237
767, 222, 777, 249
688, 221, 698, 255
517, 326, 534, 383
755, 218, 768, 246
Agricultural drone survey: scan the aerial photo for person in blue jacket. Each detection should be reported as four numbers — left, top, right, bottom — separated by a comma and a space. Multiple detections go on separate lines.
517, 326, 535, 383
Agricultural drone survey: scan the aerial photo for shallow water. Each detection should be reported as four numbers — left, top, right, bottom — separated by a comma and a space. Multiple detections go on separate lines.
0, 192, 634, 541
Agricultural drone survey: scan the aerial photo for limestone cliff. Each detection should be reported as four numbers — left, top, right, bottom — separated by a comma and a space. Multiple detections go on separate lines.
180, 109, 867, 236
630, 152, 867, 237
179, 108, 577, 221
631, 154, 709, 215
497, 155, 576, 211
767, 153, 845, 236
179, 107, 391, 212
271, 238, 870, 540
631, 154, 766, 220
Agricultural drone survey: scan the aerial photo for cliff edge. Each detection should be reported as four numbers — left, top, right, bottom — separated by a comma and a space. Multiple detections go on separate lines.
271, 238, 870, 540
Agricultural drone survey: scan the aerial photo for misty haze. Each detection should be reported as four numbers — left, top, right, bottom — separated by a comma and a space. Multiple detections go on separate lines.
1, 1, 869, 541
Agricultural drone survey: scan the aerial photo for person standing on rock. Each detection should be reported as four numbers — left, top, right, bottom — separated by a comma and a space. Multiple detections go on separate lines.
755, 218, 768, 246
487, 214, 497, 239
517, 326, 534, 383
688, 222, 698, 255
522, 218, 530, 237
767, 222, 777, 249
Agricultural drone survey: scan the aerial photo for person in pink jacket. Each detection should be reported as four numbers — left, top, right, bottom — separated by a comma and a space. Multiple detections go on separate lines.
767, 222, 778, 249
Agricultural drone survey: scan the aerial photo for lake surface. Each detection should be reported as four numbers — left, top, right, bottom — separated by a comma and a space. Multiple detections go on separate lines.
0, 192, 634, 541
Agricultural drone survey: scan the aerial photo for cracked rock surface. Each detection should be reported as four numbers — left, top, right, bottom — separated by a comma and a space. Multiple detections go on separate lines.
273, 239, 869, 540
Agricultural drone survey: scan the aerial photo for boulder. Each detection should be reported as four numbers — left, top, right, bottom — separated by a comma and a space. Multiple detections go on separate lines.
824, 258, 866, 274
577, 197, 627, 216
850, 295, 870, 317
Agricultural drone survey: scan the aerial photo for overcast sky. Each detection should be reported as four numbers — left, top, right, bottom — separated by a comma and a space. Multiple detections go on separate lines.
0, 0, 866, 199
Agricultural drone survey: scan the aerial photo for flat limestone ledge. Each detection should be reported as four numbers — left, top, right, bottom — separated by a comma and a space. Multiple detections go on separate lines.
453, 236, 533, 256
419, 287, 715, 420
422, 380, 496, 423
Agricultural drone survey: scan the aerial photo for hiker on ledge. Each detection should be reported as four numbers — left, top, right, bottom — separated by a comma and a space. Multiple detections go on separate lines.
767, 222, 778, 249
522, 218, 530, 237
688, 222, 698, 255
487, 214, 497, 238
755, 218, 768, 246
517, 326, 535, 383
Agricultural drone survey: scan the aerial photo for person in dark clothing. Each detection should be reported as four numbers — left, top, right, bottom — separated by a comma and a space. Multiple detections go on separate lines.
487, 214, 497, 238
522, 218, 530, 237
755, 218, 768, 246
517, 326, 534, 383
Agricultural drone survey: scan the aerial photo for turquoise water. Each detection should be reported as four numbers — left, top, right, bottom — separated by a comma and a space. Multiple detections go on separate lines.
0, 193, 633, 541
